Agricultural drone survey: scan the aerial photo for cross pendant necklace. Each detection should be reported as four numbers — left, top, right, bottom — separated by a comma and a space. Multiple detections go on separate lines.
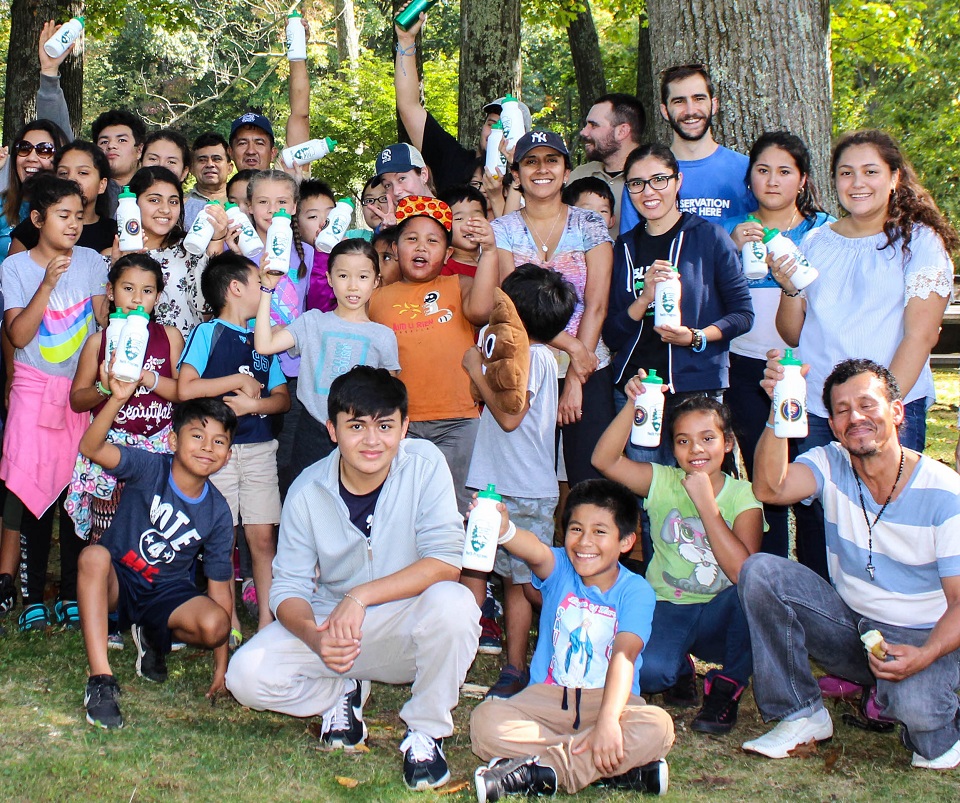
851, 448, 905, 581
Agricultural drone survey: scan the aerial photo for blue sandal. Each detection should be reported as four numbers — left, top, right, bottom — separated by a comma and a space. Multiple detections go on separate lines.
53, 599, 81, 629
18, 602, 51, 633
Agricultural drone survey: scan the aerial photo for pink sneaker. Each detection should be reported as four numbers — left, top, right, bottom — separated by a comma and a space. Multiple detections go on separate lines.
817, 675, 862, 700
241, 578, 259, 620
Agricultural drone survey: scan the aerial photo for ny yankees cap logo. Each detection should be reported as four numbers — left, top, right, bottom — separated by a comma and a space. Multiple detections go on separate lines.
530, 131, 548, 143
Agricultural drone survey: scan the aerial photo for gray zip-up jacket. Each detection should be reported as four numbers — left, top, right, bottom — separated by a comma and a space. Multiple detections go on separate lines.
269, 438, 465, 617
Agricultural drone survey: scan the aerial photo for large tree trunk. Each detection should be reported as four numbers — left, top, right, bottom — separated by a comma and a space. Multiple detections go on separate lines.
635, 15, 656, 143
643, 0, 833, 201
458, 0, 521, 150
4, 0, 84, 140
566, 1, 606, 123
334, 0, 360, 73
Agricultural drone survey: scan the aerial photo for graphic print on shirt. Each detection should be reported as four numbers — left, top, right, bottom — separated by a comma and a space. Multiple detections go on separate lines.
659, 508, 730, 597
113, 353, 174, 430
39, 297, 95, 363
313, 331, 372, 397
119, 494, 203, 583
393, 289, 453, 323
546, 592, 618, 689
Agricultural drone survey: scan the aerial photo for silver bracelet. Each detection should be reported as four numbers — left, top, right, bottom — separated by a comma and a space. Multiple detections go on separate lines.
343, 592, 366, 611
145, 370, 161, 393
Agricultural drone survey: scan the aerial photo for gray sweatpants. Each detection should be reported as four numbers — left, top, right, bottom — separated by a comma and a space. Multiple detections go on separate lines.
225, 581, 481, 738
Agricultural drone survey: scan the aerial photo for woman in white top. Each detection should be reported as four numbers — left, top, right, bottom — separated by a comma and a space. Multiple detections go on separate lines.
772, 129, 958, 578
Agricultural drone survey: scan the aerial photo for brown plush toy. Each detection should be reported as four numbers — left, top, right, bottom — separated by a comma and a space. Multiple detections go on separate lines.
470, 287, 530, 415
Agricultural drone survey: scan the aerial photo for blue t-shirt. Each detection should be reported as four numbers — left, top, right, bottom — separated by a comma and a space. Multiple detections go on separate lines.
101, 448, 234, 591
619, 145, 757, 234
530, 548, 656, 695
180, 318, 285, 445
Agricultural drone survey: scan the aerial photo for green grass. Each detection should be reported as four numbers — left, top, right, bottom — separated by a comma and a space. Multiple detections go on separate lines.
1, 373, 958, 801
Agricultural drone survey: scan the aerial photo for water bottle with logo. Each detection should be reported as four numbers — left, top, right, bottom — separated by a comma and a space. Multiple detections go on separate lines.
654, 266, 682, 328
183, 201, 220, 255
43, 17, 84, 59
500, 95, 526, 151
112, 306, 151, 383
485, 121, 507, 177
314, 198, 355, 253
773, 349, 807, 438
763, 229, 819, 290
265, 209, 293, 276
461, 485, 503, 572
116, 186, 144, 251
225, 203, 264, 258
631, 369, 666, 447
285, 10, 307, 61
104, 310, 127, 373
281, 137, 337, 169
741, 214, 768, 281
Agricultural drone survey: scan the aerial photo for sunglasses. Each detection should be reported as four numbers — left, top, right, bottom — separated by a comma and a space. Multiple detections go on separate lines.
14, 141, 57, 158
625, 174, 679, 193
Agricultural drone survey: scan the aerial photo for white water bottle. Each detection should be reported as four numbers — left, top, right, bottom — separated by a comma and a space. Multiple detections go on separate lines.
500, 94, 526, 150
104, 310, 127, 372
763, 229, 818, 290
654, 266, 682, 328
43, 16, 84, 59
264, 209, 294, 275
315, 198, 355, 253
285, 10, 307, 61
112, 306, 151, 383
462, 485, 503, 572
742, 215, 768, 281
116, 186, 144, 251
183, 201, 220, 255
281, 137, 337, 168
631, 369, 666, 447
225, 203, 264, 258
773, 349, 808, 438
485, 121, 507, 177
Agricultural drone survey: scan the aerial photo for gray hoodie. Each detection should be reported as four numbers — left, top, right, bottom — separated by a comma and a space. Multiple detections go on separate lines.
270, 438, 465, 617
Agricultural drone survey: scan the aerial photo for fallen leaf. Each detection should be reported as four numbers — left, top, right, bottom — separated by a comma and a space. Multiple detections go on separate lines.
438, 780, 470, 795
351, 744, 371, 753
335, 776, 360, 788
823, 745, 843, 771
787, 740, 819, 758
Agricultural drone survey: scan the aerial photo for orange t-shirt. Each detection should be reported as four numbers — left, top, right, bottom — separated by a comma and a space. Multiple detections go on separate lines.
368, 274, 479, 422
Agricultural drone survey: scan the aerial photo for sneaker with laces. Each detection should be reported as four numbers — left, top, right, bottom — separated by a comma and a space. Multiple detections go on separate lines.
0, 573, 15, 614
131, 624, 168, 683
478, 616, 503, 655
595, 759, 669, 796
84, 674, 124, 729
475, 755, 557, 801
911, 739, 960, 770
241, 578, 259, 620
481, 582, 503, 620
17, 602, 50, 632
691, 674, 744, 734
318, 678, 367, 751
400, 730, 450, 791
662, 654, 698, 708
741, 708, 833, 758
485, 664, 529, 699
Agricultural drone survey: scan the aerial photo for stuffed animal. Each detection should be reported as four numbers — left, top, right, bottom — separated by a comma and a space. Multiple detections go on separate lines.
470, 288, 530, 415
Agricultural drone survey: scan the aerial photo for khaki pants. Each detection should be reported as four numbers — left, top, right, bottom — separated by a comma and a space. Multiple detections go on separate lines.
470, 683, 675, 792
225, 581, 480, 738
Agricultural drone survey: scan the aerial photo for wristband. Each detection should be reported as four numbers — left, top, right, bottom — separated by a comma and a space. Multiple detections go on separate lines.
498, 520, 517, 545
690, 328, 707, 353
765, 420, 775, 430
260, 285, 275, 294
781, 287, 801, 298
96, 381, 112, 397
145, 370, 161, 393
343, 592, 366, 611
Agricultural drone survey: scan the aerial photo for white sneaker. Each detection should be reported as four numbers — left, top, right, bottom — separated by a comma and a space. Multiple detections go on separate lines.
742, 708, 833, 759
912, 739, 960, 770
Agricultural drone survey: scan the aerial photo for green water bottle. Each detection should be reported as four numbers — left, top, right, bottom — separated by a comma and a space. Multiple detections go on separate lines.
396, 0, 440, 31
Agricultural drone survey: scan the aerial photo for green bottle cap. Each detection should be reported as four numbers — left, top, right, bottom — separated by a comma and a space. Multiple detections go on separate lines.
491, 121, 504, 130
503, 93, 517, 103
129, 305, 150, 320
109, 310, 127, 320
642, 369, 664, 385
119, 185, 135, 199
746, 214, 760, 223
324, 137, 338, 150
205, 200, 221, 207
337, 197, 355, 209
761, 228, 781, 244
273, 208, 292, 220
477, 483, 502, 502
76, 16, 86, 25
224, 202, 237, 211
780, 348, 802, 367
288, 10, 302, 18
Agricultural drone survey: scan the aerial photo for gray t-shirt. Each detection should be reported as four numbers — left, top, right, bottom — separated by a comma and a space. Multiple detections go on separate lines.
0, 247, 107, 377
285, 310, 400, 423
466, 343, 560, 499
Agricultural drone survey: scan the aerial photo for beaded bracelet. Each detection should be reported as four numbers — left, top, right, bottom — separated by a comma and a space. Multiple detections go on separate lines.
260, 285, 275, 294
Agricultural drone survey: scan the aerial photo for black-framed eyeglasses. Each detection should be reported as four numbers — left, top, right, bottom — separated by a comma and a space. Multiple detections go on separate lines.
361, 195, 388, 207
468, 180, 484, 190
625, 174, 678, 194
14, 141, 56, 158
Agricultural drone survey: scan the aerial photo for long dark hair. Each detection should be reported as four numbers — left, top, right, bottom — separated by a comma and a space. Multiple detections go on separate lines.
128, 166, 186, 250
2, 119, 69, 225
832, 130, 960, 256
748, 131, 825, 222
55, 140, 112, 220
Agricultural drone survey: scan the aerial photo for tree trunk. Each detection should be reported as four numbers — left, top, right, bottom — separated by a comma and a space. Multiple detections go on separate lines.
4, 0, 84, 141
636, 15, 656, 142
334, 0, 360, 73
566, 1, 606, 123
643, 0, 833, 204
458, 0, 521, 150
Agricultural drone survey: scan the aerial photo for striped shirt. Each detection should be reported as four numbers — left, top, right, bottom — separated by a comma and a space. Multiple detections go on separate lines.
798, 223, 953, 418
798, 443, 960, 628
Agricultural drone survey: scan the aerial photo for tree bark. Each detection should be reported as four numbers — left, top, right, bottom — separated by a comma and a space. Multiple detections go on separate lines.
334, 0, 360, 72
458, 0, 521, 150
636, 14, 656, 142
566, 1, 606, 122
4, 0, 84, 140
643, 0, 833, 203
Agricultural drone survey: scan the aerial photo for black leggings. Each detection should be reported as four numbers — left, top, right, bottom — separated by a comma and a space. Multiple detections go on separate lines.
19, 491, 84, 605
559, 365, 615, 487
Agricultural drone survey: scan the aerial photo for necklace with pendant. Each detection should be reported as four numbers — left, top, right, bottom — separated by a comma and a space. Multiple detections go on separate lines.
522, 207, 565, 258
851, 448, 905, 581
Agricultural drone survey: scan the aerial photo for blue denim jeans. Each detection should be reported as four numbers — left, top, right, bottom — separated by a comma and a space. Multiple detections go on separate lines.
639, 585, 752, 693
738, 553, 960, 759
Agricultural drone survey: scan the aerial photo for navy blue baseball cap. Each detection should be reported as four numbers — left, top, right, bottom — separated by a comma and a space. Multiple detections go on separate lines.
230, 111, 275, 144
513, 130, 570, 164
375, 143, 427, 175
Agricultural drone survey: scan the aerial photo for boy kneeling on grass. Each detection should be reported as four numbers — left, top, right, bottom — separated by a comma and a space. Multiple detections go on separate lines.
470, 479, 675, 800
78, 384, 237, 730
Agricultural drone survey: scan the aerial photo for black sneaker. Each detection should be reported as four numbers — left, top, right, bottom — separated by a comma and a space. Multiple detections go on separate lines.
475, 755, 558, 801
0, 573, 15, 615
131, 624, 168, 683
691, 674, 744, 734
84, 674, 124, 729
595, 759, 669, 796
400, 730, 450, 791
485, 664, 529, 699
318, 678, 367, 751
662, 655, 698, 708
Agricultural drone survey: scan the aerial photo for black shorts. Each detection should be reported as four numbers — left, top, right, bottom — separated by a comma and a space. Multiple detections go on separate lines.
113, 562, 203, 654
